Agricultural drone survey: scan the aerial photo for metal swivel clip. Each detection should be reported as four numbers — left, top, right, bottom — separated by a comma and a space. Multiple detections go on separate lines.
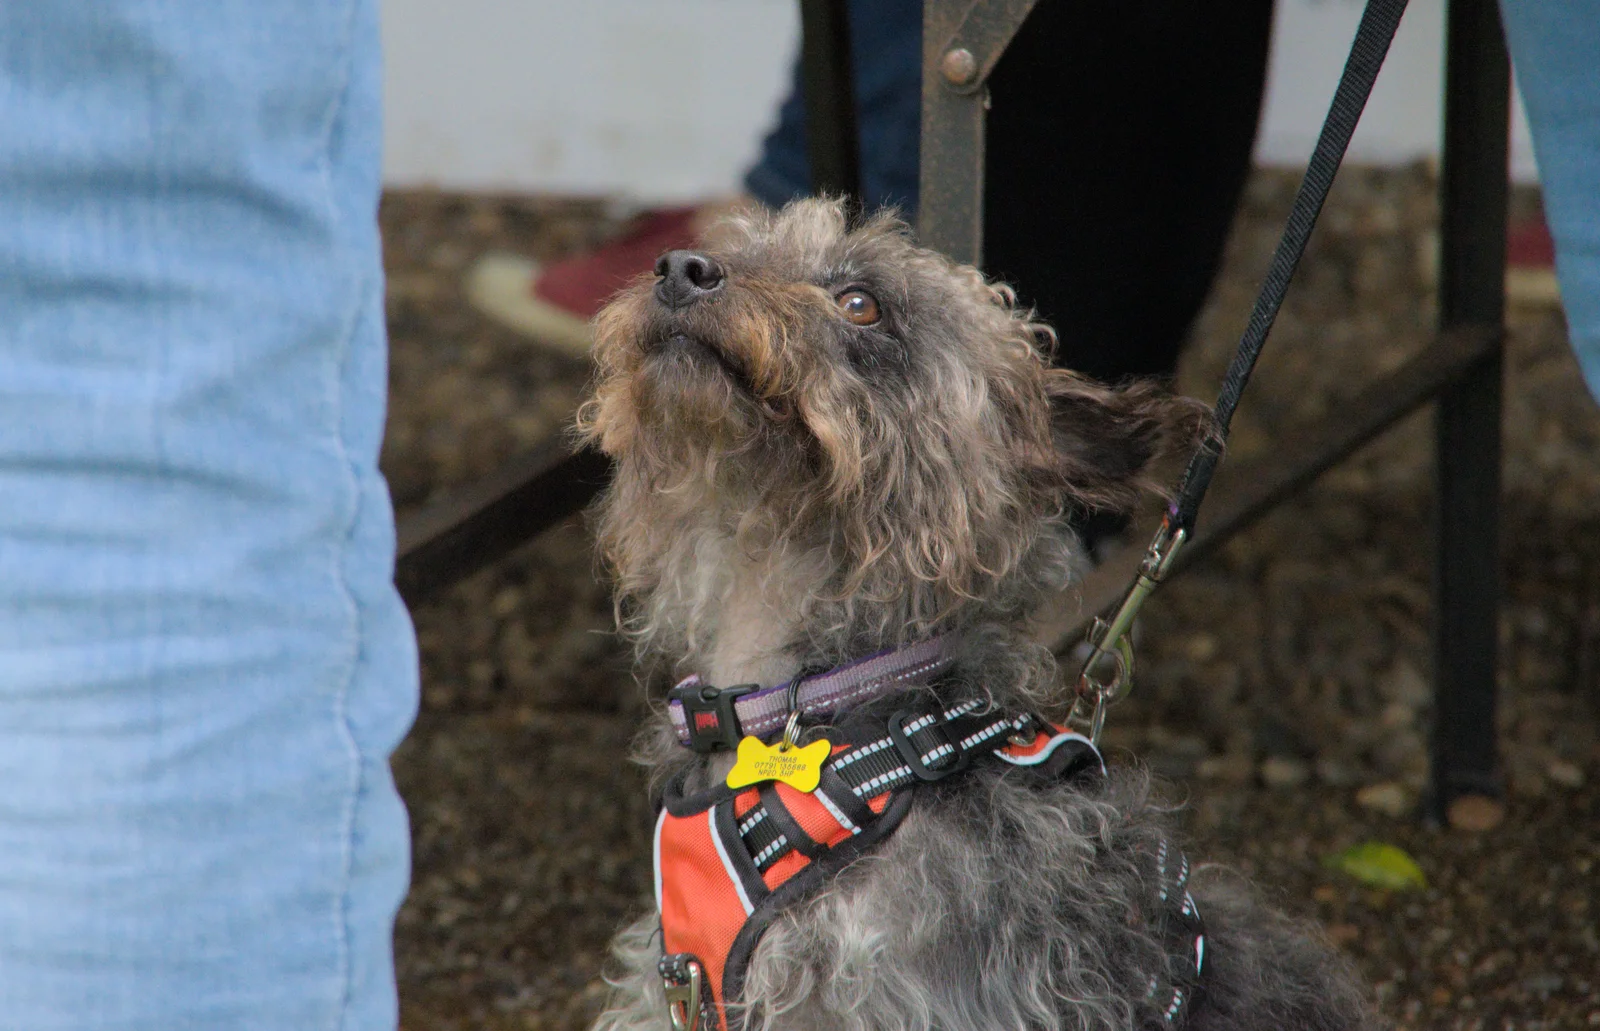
1070, 524, 1187, 744
659, 954, 711, 1031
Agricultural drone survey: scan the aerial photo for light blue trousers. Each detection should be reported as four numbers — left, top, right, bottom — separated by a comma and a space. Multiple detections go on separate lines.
0, 3, 418, 1029
1500, 1, 1600, 400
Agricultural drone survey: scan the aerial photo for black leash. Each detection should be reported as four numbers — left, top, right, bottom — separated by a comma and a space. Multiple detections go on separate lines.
1069, 0, 1411, 741
1171, 0, 1412, 532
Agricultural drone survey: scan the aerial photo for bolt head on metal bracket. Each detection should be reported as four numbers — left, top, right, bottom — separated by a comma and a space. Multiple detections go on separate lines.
940, 47, 978, 87
930, 0, 1039, 95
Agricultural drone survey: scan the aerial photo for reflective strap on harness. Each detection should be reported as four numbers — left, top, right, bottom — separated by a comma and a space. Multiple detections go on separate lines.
1146, 837, 1207, 1027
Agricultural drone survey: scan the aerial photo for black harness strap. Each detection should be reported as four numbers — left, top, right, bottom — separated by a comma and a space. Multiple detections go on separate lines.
1171, 0, 1410, 534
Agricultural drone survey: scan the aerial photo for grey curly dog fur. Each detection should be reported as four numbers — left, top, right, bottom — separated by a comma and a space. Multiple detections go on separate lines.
577, 199, 1382, 1031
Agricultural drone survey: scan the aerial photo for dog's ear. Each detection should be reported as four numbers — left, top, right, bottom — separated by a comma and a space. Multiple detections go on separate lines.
1040, 370, 1212, 514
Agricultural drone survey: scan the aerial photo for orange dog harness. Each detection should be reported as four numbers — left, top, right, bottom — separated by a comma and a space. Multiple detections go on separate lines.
652, 697, 1104, 1031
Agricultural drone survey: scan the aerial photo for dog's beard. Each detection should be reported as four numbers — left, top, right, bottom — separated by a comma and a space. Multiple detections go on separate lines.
625, 317, 827, 465
627, 336, 766, 451
646, 331, 750, 387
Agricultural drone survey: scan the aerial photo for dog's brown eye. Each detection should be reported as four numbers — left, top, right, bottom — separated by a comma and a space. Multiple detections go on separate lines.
836, 289, 881, 326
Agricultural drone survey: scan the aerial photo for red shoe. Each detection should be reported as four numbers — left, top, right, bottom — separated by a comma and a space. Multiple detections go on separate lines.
1419, 211, 1561, 307
1506, 213, 1559, 306
466, 207, 700, 355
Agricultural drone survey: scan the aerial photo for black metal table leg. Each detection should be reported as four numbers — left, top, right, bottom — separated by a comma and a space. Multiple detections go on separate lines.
1430, 0, 1511, 826
800, 0, 861, 199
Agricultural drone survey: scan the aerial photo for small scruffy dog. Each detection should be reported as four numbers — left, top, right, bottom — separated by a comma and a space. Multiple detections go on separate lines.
578, 199, 1380, 1031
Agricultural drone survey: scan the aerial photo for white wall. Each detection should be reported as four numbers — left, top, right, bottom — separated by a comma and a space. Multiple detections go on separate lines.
381, 0, 1537, 198
1257, 0, 1536, 180
381, 0, 799, 199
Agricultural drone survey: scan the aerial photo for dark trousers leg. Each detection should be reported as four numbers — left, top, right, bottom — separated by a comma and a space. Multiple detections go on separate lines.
984, 0, 1278, 383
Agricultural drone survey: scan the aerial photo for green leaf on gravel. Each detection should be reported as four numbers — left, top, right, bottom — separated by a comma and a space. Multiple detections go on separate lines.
1323, 841, 1427, 891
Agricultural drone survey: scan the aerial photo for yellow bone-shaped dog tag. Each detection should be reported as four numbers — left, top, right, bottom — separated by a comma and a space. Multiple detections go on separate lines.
726, 736, 832, 793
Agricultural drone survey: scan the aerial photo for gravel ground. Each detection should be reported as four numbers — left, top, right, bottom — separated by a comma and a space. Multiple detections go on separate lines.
380, 167, 1600, 1031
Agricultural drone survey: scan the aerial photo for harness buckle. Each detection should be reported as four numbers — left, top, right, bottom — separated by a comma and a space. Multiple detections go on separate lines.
888, 708, 971, 781
671, 682, 759, 753
659, 953, 711, 1031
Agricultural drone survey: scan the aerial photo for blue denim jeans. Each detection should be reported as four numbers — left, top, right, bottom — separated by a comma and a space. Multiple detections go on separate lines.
1500, 1, 1600, 402
0, 3, 418, 1029
744, 0, 923, 216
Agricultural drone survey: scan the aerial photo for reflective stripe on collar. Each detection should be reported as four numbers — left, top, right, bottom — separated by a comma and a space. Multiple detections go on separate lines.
667, 636, 957, 750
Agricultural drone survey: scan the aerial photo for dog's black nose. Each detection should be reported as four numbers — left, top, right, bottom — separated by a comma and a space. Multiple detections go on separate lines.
654, 250, 724, 309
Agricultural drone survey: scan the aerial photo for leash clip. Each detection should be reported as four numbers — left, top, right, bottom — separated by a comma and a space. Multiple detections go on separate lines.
659, 954, 710, 1031
1070, 524, 1187, 743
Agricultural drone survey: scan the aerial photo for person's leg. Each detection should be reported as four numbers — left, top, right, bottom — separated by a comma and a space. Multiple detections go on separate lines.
985, 0, 1277, 382
743, 0, 924, 214
1499, 1, 1600, 402
0, 2, 417, 1029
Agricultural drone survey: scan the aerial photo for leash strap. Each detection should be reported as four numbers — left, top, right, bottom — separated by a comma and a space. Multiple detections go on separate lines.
1171, 0, 1410, 534
1074, 0, 1410, 738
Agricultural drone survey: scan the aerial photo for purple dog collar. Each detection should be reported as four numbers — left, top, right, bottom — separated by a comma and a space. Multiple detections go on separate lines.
667, 636, 957, 752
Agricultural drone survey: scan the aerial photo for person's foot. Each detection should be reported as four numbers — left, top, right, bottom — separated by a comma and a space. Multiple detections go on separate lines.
466, 198, 752, 356
1505, 212, 1559, 307
1419, 210, 1560, 308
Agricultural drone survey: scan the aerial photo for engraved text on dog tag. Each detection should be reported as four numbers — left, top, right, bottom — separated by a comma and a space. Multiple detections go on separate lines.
726, 736, 831, 793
